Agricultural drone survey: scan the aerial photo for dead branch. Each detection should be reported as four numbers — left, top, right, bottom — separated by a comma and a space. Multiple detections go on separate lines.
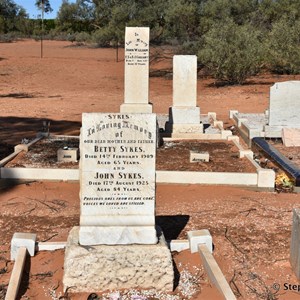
229, 270, 242, 297
26, 197, 59, 212
42, 233, 58, 242
239, 208, 257, 216
31, 271, 53, 278
225, 227, 247, 255
24, 204, 37, 215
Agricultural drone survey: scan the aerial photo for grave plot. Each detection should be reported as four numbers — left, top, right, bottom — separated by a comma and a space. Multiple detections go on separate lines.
3, 138, 255, 172
4, 137, 79, 169
0, 134, 274, 189
156, 140, 256, 173
230, 81, 300, 192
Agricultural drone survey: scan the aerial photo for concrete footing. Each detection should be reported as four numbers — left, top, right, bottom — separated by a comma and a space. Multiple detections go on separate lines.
63, 227, 174, 293
199, 244, 236, 300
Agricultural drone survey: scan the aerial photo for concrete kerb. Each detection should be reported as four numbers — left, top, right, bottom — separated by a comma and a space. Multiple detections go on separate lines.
6, 230, 232, 298
5, 247, 27, 300
14, 136, 43, 153
6, 233, 37, 300
0, 133, 274, 188
198, 244, 237, 300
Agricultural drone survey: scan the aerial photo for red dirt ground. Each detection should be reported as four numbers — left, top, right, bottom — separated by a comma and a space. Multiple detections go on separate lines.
1, 40, 300, 300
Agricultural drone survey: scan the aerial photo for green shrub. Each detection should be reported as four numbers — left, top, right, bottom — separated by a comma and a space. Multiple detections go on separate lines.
198, 19, 265, 84
75, 32, 91, 44
267, 17, 300, 74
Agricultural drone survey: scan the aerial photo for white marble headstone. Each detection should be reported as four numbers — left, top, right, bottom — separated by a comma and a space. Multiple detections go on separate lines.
169, 55, 202, 134
121, 27, 152, 113
269, 81, 300, 126
79, 113, 157, 245
173, 55, 197, 107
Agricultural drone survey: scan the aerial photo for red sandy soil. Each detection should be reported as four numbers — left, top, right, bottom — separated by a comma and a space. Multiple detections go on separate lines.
1, 40, 300, 300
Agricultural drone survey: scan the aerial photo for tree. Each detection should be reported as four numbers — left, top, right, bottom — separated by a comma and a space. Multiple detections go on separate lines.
267, 17, 300, 74
35, 0, 53, 14
91, 0, 168, 46
57, 0, 95, 32
198, 18, 265, 84
0, 0, 28, 33
164, 0, 200, 43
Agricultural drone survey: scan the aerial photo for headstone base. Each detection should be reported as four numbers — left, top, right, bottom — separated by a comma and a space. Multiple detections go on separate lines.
79, 225, 158, 245
120, 103, 153, 113
282, 128, 300, 147
171, 123, 203, 134
63, 227, 174, 293
264, 125, 300, 138
170, 106, 200, 124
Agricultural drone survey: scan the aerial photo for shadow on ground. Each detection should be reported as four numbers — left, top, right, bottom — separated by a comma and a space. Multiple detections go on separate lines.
156, 215, 189, 240
0, 117, 81, 157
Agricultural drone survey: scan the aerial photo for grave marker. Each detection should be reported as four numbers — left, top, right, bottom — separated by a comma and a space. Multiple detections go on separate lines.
168, 55, 203, 136
64, 112, 174, 292
120, 27, 152, 113
79, 113, 157, 245
269, 81, 300, 127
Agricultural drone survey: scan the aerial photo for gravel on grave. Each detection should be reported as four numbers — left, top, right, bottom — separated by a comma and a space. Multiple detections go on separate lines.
5, 138, 256, 173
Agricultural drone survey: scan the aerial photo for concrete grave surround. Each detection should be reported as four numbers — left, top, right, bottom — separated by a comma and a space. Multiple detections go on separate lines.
79, 113, 157, 245
120, 27, 152, 113
269, 81, 300, 127
64, 227, 174, 293
168, 55, 203, 135
11, 232, 36, 260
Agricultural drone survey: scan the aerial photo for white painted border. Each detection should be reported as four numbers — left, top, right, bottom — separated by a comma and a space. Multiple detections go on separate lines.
0, 132, 275, 188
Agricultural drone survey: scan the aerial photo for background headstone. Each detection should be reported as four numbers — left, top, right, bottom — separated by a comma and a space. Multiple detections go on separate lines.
269, 81, 300, 127
168, 55, 203, 136
120, 27, 152, 113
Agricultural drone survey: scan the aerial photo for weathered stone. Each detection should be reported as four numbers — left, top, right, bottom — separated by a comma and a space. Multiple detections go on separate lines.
63, 227, 174, 292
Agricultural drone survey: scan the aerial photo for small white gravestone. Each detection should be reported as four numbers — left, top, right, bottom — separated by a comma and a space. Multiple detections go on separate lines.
79, 113, 157, 245
120, 27, 152, 113
190, 151, 209, 163
168, 55, 203, 136
57, 148, 78, 162
269, 81, 300, 127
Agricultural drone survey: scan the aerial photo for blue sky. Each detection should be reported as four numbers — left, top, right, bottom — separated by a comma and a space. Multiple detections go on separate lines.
14, 0, 76, 19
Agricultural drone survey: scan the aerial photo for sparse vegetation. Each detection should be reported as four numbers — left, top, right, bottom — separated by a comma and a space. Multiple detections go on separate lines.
2, 0, 300, 82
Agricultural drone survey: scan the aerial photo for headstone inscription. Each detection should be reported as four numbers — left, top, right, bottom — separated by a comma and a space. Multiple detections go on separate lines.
120, 27, 153, 113
79, 113, 157, 245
